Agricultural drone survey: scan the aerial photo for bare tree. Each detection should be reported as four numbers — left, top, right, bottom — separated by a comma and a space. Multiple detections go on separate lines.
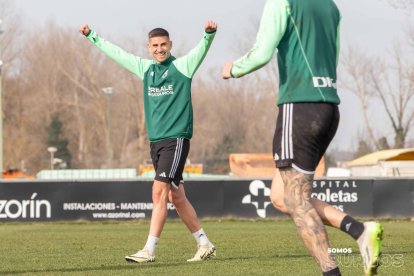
192, 60, 277, 173
2, 20, 151, 173
385, 0, 414, 12
54, 27, 149, 169
2, 8, 279, 174
340, 41, 414, 149
370, 45, 414, 148
339, 48, 381, 149
1, 2, 33, 171
190, 18, 278, 173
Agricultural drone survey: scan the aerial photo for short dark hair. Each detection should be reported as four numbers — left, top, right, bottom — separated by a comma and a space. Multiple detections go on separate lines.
148, 28, 169, 39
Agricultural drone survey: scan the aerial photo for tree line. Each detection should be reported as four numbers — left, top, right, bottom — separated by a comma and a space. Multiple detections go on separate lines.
1, 13, 277, 174
1, 1, 413, 175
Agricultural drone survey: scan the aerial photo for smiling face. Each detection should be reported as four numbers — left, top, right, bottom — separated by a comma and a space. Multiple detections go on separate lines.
148, 36, 172, 63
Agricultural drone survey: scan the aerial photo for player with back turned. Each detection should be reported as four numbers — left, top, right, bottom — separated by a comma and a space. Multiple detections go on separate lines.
222, 0, 383, 275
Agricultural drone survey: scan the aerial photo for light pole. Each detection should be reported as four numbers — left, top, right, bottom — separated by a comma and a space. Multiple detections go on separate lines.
47, 147, 57, 170
101, 87, 113, 167
0, 19, 4, 177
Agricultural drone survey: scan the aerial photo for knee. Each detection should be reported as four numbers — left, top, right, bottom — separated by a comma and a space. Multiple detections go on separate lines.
152, 186, 168, 204
169, 191, 186, 208
270, 193, 289, 214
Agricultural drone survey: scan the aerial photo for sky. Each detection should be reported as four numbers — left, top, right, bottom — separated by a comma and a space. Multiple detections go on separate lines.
4, 0, 414, 152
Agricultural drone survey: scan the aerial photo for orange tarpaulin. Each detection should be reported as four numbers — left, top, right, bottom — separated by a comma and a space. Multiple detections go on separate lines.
2, 169, 34, 179
139, 162, 203, 175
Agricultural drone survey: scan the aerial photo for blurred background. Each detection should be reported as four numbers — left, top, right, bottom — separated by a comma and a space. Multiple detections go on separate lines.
0, 0, 413, 178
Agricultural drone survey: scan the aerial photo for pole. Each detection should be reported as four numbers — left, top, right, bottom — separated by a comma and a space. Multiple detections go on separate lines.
50, 151, 54, 170
47, 147, 57, 170
102, 87, 113, 167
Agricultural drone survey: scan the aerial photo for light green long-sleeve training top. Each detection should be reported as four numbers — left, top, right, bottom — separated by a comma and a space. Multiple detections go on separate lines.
86, 30, 216, 142
232, 0, 341, 105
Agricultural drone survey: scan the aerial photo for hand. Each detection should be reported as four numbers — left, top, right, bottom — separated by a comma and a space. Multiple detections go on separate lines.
79, 24, 91, 36
204, 20, 217, 33
222, 62, 233, 79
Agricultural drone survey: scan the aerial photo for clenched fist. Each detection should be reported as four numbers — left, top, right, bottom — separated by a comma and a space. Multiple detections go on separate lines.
79, 24, 91, 36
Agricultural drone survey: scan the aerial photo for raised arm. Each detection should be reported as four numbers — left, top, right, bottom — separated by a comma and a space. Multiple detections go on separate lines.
173, 20, 217, 79
79, 24, 152, 80
222, 0, 288, 79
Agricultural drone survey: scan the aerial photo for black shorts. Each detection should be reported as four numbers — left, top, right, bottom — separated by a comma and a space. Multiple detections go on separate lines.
150, 138, 190, 188
273, 103, 339, 174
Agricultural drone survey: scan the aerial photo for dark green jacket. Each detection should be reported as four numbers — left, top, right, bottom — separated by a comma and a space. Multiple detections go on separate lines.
87, 30, 216, 141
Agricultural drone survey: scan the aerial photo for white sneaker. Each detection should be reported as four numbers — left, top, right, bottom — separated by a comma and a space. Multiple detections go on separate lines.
357, 222, 383, 275
187, 243, 216, 262
125, 249, 155, 263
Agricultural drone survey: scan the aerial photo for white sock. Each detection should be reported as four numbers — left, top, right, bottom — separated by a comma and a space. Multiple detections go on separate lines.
192, 228, 210, 246
144, 235, 159, 255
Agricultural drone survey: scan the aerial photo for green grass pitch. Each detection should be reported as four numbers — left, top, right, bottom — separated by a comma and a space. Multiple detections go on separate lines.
0, 219, 412, 275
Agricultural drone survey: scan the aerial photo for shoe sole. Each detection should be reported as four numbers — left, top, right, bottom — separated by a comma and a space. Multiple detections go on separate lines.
366, 224, 384, 276
125, 256, 155, 263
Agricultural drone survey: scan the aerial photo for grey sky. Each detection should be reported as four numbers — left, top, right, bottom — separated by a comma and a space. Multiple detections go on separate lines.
6, 0, 414, 151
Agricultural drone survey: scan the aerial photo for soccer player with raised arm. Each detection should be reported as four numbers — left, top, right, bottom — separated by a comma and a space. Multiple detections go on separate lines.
80, 20, 217, 263
222, 1, 382, 275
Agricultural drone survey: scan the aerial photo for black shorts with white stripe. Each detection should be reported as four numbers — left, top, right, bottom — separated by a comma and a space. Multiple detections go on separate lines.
150, 138, 190, 188
272, 103, 339, 174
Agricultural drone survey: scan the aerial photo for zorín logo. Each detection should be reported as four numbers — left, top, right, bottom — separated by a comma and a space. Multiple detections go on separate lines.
242, 180, 271, 218
313, 77, 337, 89
0, 193, 51, 219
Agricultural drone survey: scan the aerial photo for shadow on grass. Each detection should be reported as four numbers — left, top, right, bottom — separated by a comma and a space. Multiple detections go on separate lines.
3, 251, 412, 274
0, 262, 184, 275
1, 254, 311, 275
245, 254, 310, 260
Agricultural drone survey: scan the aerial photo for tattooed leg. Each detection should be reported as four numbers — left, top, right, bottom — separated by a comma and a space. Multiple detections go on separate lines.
271, 169, 346, 228
280, 167, 337, 272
